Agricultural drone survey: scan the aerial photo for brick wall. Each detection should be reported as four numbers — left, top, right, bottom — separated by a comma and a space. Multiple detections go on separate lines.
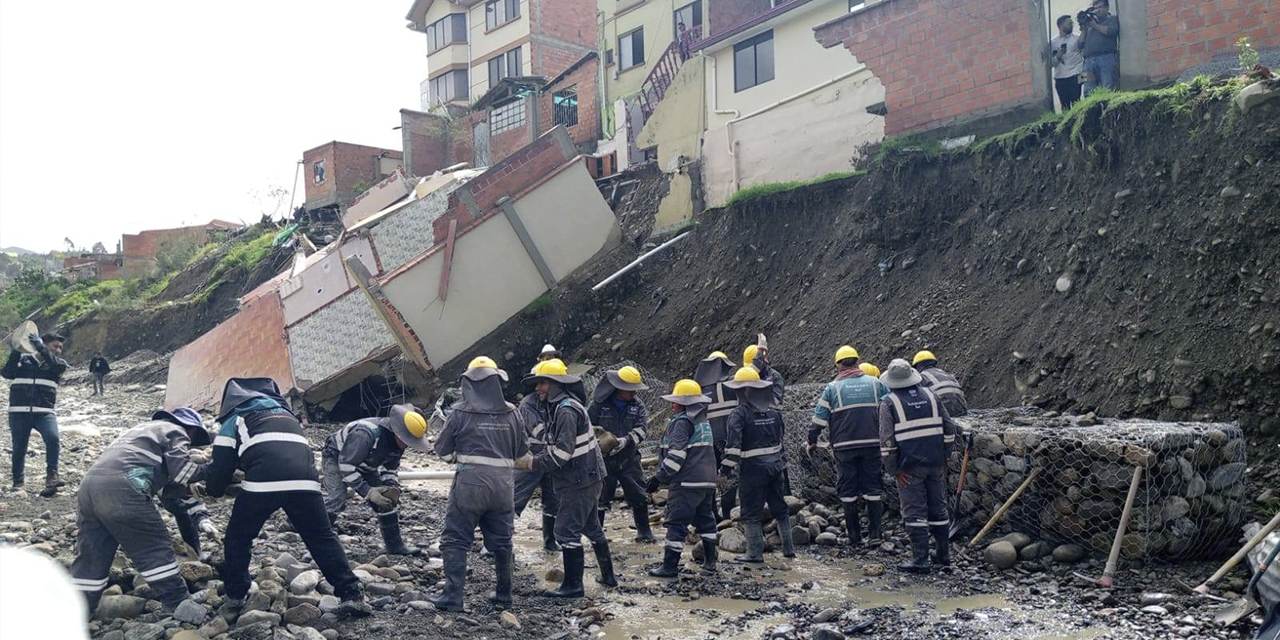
122, 222, 232, 278
429, 127, 575, 245
1147, 0, 1279, 80
164, 291, 294, 412
537, 56, 601, 150
530, 0, 598, 76
814, 0, 1039, 135
302, 142, 404, 210
400, 109, 452, 177
707, 0, 773, 36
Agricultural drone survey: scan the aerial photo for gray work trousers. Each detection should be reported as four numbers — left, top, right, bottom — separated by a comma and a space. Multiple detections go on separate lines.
553, 479, 606, 550
897, 465, 949, 530
71, 473, 188, 614
440, 468, 515, 553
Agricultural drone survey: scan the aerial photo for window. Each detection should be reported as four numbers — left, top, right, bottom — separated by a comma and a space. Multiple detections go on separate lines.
673, 1, 702, 39
485, 0, 519, 30
619, 28, 644, 70
605, 49, 615, 66
733, 30, 774, 92
490, 99, 527, 135
429, 69, 469, 106
312, 160, 325, 184
425, 13, 467, 53
488, 46, 523, 88
553, 88, 579, 127
848, 0, 866, 10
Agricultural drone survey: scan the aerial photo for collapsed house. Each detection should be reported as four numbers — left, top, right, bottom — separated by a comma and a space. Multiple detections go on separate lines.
165, 126, 617, 417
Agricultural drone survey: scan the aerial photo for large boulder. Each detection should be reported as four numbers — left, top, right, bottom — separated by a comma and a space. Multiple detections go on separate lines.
718, 528, 747, 554
95, 595, 148, 621
983, 541, 1019, 569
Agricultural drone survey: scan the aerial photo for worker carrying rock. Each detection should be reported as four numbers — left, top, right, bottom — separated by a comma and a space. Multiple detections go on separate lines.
913, 350, 968, 417
878, 359, 959, 573
208, 378, 370, 619
646, 379, 720, 576
809, 346, 888, 547
429, 357, 527, 611
521, 359, 617, 598
694, 351, 738, 521
514, 359, 562, 552
3, 331, 69, 497
321, 404, 428, 556
722, 367, 795, 563
69, 407, 215, 615
589, 365, 656, 543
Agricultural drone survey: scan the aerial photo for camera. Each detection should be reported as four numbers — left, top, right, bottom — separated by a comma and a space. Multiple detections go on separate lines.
1077, 7, 1098, 25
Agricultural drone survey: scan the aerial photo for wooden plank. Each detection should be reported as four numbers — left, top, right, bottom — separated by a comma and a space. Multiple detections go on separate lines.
438, 218, 458, 302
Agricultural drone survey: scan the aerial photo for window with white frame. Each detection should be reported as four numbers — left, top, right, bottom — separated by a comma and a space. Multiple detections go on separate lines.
619, 28, 644, 70
485, 0, 520, 30
425, 13, 467, 53
429, 70, 469, 106
488, 46, 523, 88
490, 99, 526, 135
733, 30, 774, 92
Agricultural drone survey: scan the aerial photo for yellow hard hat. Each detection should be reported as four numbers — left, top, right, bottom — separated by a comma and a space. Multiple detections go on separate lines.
671, 379, 703, 396
708, 350, 729, 360
743, 345, 759, 365
732, 367, 762, 383
912, 350, 937, 365
834, 345, 860, 364
535, 359, 569, 376
617, 365, 642, 385
469, 356, 498, 370
403, 410, 428, 438
859, 362, 881, 378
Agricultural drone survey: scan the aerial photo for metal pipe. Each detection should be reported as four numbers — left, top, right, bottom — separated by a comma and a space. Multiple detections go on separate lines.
398, 470, 456, 481
591, 231, 692, 292
728, 65, 868, 125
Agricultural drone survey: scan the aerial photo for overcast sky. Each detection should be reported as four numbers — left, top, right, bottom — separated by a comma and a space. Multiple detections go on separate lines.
0, 1, 424, 253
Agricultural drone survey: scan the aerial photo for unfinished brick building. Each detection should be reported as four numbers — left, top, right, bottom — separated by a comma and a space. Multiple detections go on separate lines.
301, 141, 404, 213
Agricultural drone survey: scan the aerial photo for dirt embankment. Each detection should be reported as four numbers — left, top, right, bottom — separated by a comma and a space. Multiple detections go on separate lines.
466, 87, 1280, 438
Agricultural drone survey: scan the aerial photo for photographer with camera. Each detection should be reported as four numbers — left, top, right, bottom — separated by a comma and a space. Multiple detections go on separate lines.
1050, 15, 1084, 110
1078, 0, 1119, 95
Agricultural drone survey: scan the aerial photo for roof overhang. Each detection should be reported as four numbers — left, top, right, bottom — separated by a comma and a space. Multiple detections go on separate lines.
694, 0, 825, 54
471, 76, 547, 110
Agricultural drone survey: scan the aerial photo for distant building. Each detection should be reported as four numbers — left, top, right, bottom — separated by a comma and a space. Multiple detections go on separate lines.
62, 253, 123, 282
122, 220, 240, 278
301, 142, 404, 215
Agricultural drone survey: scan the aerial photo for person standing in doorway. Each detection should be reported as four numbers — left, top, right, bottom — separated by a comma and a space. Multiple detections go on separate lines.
1079, 0, 1119, 95
1050, 15, 1084, 110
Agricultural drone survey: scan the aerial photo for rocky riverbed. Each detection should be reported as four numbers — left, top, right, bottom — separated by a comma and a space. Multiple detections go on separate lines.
1, 380, 1272, 639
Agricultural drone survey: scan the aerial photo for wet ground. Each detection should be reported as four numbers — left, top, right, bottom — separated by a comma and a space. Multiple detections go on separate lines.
0, 380, 1269, 639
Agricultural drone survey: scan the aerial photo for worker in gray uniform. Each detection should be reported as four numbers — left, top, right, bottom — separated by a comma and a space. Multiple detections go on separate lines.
694, 351, 737, 521
429, 357, 527, 611
513, 360, 561, 552
722, 367, 794, 562
589, 365, 656, 543
646, 379, 720, 576
522, 359, 616, 598
321, 404, 428, 556
70, 407, 215, 615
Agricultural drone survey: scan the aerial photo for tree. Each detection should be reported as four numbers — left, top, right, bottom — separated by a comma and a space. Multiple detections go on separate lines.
91, 242, 107, 254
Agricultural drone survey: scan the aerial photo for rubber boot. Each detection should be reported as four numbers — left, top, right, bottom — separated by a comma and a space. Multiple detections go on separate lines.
632, 505, 656, 543
542, 547, 585, 598
701, 538, 718, 572
379, 512, 422, 556
593, 542, 618, 587
735, 522, 765, 563
219, 597, 245, 624
648, 546, 681, 577
866, 500, 884, 543
40, 472, 64, 498
931, 525, 951, 568
336, 594, 373, 618
899, 528, 932, 574
777, 516, 796, 559
427, 548, 468, 611
843, 503, 863, 547
488, 549, 513, 608
542, 515, 561, 552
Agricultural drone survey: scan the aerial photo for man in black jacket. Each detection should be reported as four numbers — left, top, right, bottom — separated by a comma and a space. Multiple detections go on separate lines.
646, 379, 719, 576
207, 377, 370, 619
588, 365, 656, 543
88, 352, 110, 396
3, 332, 68, 496
722, 367, 794, 563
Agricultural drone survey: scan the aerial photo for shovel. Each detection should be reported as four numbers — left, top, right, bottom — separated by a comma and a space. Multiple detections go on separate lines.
1214, 538, 1280, 626
949, 432, 974, 540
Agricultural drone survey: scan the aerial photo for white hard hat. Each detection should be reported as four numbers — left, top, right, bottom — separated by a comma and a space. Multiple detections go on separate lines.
540, 344, 558, 355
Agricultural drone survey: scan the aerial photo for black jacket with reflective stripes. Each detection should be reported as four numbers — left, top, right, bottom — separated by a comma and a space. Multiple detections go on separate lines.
878, 386, 957, 474
722, 404, 786, 472
517, 393, 550, 453
3, 350, 67, 413
208, 400, 320, 497
918, 364, 968, 416
534, 395, 604, 490
656, 411, 718, 490
325, 419, 403, 497
587, 397, 648, 450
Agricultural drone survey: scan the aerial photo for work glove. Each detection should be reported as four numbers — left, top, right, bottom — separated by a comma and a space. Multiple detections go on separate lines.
514, 454, 534, 470
718, 465, 736, 481
198, 519, 220, 543
608, 436, 629, 456
645, 476, 660, 494
28, 333, 45, 352
805, 443, 816, 459
366, 486, 397, 512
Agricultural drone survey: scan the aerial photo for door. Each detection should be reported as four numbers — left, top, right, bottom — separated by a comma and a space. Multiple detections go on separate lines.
473, 119, 491, 168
